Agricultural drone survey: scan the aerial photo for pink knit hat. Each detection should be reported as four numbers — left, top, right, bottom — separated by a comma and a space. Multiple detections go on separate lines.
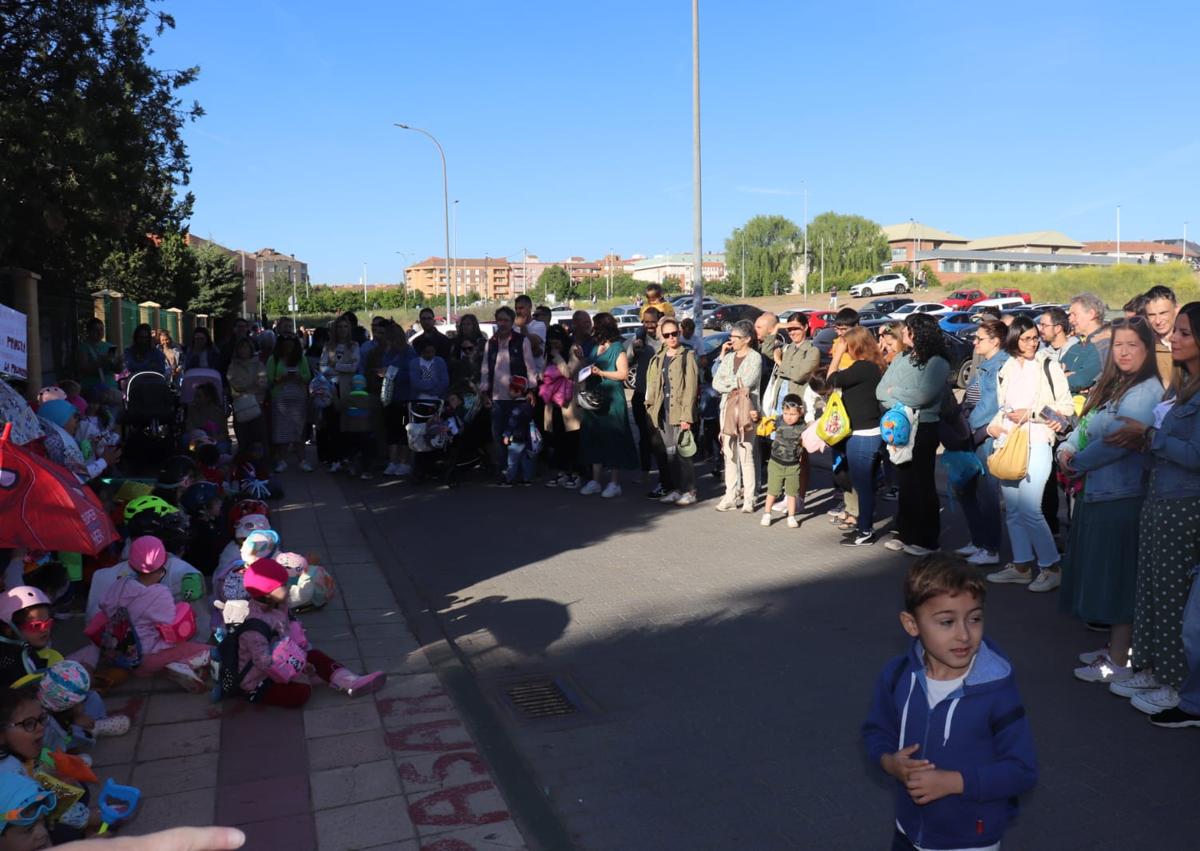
129, 535, 168, 573
243, 558, 289, 596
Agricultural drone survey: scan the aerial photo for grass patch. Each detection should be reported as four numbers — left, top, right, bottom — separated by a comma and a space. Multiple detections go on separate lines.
956, 262, 1197, 307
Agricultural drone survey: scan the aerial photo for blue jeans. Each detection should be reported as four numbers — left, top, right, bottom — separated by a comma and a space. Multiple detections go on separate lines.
1000, 440, 1059, 567
1180, 566, 1200, 714
504, 440, 535, 483
959, 444, 1003, 552
845, 434, 880, 535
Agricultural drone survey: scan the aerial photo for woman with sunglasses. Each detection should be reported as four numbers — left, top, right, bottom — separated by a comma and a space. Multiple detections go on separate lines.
712, 320, 763, 512
1056, 318, 1163, 685
643, 317, 700, 506
984, 315, 1075, 592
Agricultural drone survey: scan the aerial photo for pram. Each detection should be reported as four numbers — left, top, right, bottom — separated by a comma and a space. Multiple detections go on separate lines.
180, 369, 224, 407
122, 371, 177, 468
407, 393, 489, 486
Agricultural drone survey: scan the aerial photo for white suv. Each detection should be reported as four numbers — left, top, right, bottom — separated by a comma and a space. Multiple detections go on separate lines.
850, 273, 908, 298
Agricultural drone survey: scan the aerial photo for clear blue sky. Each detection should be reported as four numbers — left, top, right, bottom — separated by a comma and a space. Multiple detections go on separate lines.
155, 0, 1200, 284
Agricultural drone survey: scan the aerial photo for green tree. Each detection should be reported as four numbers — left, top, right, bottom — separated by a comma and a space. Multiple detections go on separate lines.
803, 212, 889, 281
535, 265, 574, 302
608, 272, 643, 299
724, 215, 802, 297
188, 243, 243, 317
0, 1, 203, 295
260, 272, 293, 318
660, 275, 682, 294
158, 231, 199, 307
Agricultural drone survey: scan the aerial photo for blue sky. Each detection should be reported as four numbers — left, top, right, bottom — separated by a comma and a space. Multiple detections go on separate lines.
156, 0, 1200, 284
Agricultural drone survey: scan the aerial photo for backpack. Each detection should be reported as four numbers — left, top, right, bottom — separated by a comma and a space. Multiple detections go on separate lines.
211, 618, 274, 701
880, 403, 913, 446
96, 607, 143, 670
287, 562, 337, 613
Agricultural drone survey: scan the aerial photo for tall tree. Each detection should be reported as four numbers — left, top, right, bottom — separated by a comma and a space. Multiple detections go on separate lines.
803, 212, 889, 278
723, 215, 802, 297
536, 265, 574, 302
188, 243, 243, 318
0, 0, 202, 293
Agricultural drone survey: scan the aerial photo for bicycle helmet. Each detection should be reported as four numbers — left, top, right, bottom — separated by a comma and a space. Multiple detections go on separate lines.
151, 510, 191, 554
123, 494, 177, 523
228, 499, 270, 535
180, 482, 221, 515
0, 587, 51, 630
234, 514, 271, 540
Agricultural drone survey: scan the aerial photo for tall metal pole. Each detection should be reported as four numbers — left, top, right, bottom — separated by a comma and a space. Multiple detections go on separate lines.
802, 183, 808, 296
394, 123, 451, 320
1116, 205, 1122, 264
741, 233, 746, 298
362, 261, 367, 310
690, 0, 704, 345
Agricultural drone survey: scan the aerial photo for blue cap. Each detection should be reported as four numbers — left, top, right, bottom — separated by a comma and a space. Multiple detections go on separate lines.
38, 399, 77, 428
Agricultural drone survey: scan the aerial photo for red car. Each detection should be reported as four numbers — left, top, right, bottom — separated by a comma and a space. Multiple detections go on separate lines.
799, 310, 834, 331
990, 288, 1031, 304
941, 289, 987, 310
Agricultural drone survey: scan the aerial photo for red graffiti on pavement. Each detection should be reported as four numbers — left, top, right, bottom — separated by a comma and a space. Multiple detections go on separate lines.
397, 751, 487, 787
409, 780, 510, 827
385, 719, 473, 752
377, 687, 452, 719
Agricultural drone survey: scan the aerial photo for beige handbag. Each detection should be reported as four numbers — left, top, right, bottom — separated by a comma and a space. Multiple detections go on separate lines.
987, 424, 1030, 481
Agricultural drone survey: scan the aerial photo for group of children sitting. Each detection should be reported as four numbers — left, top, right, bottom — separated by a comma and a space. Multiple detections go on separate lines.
0, 399, 382, 845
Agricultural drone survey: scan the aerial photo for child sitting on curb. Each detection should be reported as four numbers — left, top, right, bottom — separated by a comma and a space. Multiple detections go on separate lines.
0, 772, 56, 850
220, 559, 385, 706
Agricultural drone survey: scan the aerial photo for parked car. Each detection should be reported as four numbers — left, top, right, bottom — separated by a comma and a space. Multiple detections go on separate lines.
990, 288, 1032, 304
861, 296, 912, 315
672, 297, 723, 316
615, 314, 643, 333
968, 297, 1026, 315
704, 303, 764, 331
888, 301, 952, 319
812, 318, 893, 367
610, 304, 640, 317
941, 288, 988, 310
850, 273, 909, 297
939, 311, 978, 333
856, 310, 890, 322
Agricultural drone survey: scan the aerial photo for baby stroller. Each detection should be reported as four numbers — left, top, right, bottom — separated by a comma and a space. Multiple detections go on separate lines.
407, 394, 487, 486
123, 371, 177, 468
180, 369, 225, 407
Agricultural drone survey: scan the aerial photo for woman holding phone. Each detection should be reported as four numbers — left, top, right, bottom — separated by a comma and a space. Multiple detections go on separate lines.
984, 316, 1075, 592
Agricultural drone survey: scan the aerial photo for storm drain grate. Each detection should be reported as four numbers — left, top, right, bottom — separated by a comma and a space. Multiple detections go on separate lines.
504, 678, 579, 719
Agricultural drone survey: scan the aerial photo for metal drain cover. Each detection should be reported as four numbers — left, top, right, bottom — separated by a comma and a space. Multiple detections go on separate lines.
492, 672, 597, 724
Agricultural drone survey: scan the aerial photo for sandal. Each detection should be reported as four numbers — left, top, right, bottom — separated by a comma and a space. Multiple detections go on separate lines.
837, 518, 858, 531
828, 512, 848, 524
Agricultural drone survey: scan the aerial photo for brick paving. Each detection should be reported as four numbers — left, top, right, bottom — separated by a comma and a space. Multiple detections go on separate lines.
89, 470, 528, 851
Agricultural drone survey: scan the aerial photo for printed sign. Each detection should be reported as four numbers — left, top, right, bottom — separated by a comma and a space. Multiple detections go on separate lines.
0, 305, 27, 379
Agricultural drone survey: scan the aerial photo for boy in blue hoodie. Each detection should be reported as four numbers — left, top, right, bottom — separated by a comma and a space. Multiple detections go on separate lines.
863, 554, 1037, 850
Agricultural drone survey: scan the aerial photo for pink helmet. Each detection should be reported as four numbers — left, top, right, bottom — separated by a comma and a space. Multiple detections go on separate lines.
0, 587, 51, 629
274, 552, 308, 578
129, 535, 168, 574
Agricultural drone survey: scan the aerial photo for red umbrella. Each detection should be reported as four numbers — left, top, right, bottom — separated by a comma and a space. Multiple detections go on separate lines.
0, 423, 119, 555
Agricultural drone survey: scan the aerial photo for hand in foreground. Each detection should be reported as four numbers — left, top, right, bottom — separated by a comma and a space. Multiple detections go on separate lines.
881, 744, 933, 783
905, 768, 964, 805
57, 826, 246, 851
1104, 416, 1148, 450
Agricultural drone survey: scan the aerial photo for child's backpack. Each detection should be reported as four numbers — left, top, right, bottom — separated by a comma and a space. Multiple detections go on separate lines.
211, 618, 274, 701
286, 560, 336, 613
88, 606, 143, 670
880, 403, 914, 447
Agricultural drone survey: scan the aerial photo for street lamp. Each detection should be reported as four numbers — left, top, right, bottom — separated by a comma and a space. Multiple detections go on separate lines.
394, 123, 452, 318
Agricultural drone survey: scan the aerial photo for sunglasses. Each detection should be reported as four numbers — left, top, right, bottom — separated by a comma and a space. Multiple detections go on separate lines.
661, 331, 679, 339
20, 618, 52, 635
1019, 333, 1039, 344
2, 790, 54, 827
7, 712, 48, 733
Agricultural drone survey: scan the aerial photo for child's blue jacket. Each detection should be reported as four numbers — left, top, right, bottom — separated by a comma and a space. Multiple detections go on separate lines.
862, 637, 1038, 850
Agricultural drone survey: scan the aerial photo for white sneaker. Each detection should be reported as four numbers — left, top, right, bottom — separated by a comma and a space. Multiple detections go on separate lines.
675, 492, 697, 506
902, 544, 935, 557
562, 475, 580, 489
164, 662, 207, 693
1079, 647, 1110, 665
600, 482, 622, 498
883, 539, 906, 552
1109, 670, 1160, 697
760, 513, 773, 527
1131, 686, 1180, 714
579, 480, 602, 496
771, 503, 788, 515
715, 497, 737, 512
1028, 569, 1061, 593
786, 516, 800, 529
1074, 656, 1133, 684
967, 549, 1000, 566
659, 490, 682, 504
545, 473, 565, 488
274, 461, 287, 474
955, 544, 980, 557
300, 460, 314, 472
987, 565, 1033, 585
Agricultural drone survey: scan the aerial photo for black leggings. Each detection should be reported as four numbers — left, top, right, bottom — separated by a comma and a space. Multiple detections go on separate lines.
893, 421, 940, 549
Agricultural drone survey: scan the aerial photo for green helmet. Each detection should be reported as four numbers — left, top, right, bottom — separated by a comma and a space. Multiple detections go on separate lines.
123, 494, 178, 523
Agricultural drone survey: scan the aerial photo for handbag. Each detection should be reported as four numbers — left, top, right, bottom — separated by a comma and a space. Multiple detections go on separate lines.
987, 423, 1030, 481
815, 391, 851, 445
232, 394, 261, 423
721, 381, 755, 439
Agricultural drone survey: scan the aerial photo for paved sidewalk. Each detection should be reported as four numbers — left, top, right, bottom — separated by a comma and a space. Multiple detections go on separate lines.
89, 469, 528, 851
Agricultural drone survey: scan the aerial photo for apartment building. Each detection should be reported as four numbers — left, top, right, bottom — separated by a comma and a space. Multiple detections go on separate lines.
405, 257, 513, 300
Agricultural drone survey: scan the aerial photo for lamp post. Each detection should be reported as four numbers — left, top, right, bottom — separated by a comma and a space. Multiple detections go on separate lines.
1116, 204, 1122, 264
394, 123, 452, 318
690, 0, 704, 346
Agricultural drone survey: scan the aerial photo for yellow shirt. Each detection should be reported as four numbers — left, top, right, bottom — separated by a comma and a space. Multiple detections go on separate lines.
640, 301, 675, 320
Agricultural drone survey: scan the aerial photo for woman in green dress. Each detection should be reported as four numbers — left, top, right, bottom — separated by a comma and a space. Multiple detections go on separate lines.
577, 312, 639, 498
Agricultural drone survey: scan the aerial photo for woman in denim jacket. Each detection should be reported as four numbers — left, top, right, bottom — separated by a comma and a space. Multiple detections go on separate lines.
1103, 302, 1200, 721
1056, 319, 1163, 684
956, 319, 1009, 566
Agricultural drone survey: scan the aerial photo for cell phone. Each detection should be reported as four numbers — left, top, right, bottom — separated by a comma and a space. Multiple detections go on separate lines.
1040, 406, 1070, 427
